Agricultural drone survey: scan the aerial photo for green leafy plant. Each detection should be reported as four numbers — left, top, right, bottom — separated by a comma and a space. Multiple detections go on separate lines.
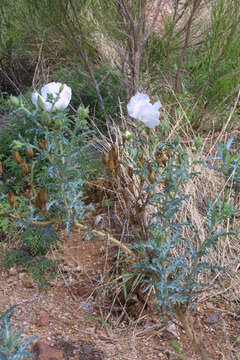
204, 137, 240, 191
171, 339, 185, 359
1, 87, 96, 234
0, 199, 13, 233
3, 225, 61, 288
102, 93, 238, 359
27, 256, 60, 289
21, 226, 60, 256
0, 305, 37, 360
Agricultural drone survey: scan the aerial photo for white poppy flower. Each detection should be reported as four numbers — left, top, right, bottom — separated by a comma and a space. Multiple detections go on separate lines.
127, 92, 161, 128
31, 82, 72, 112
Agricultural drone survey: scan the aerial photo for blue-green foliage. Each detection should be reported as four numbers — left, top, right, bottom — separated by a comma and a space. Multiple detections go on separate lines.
0, 98, 96, 234
204, 137, 240, 189
0, 305, 36, 360
129, 132, 236, 312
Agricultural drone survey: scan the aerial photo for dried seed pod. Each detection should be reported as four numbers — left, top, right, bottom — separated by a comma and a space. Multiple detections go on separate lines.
147, 163, 153, 174
128, 183, 135, 194
154, 151, 163, 166
20, 164, 29, 176
129, 212, 137, 225
111, 145, 118, 163
25, 185, 34, 199
0, 161, 2, 175
139, 176, 145, 189
108, 147, 116, 166
108, 155, 115, 173
13, 150, 23, 164
38, 188, 47, 205
7, 192, 16, 208
136, 204, 143, 214
25, 148, 34, 159
161, 157, 167, 166
164, 179, 171, 187
167, 148, 172, 158
31, 199, 36, 207
112, 167, 119, 178
139, 154, 144, 164
148, 171, 155, 184
128, 167, 133, 178
38, 140, 47, 150
34, 196, 42, 210
101, 153, 108, 166
121, 189, 129, 203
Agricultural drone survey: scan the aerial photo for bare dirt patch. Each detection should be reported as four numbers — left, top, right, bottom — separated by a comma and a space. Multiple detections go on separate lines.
1, 226, 240, 360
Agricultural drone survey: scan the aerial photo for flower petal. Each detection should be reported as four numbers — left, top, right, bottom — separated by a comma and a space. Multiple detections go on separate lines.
127, 92, 161, 128
32, 82, 72, 112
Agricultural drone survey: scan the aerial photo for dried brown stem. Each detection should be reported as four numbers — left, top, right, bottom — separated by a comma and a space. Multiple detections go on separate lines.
74, 221, 136, 258
174, 0, 202, 96
174, 304, 212, 360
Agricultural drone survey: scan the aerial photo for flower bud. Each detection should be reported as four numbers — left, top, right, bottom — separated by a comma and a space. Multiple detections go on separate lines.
174, 136, 179, 146
160, 121, 169, 136
20, 164, 29, 176
10, 95, 20, 107
59, 84, 64, 93
12, 140, 24, 149
54, 118, 63, 130
122, 130, 132, 141
194, 137, 203, 151
37, 95, 45, 111
77, 105, 89, 120
41, 112, 52, 126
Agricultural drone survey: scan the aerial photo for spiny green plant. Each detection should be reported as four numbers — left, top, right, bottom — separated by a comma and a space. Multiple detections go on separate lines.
204, 137, 240, 192
104, 92, 238, 359
0, 305, 37, 360
129, 132, 236, 359
1, 91, 95, 234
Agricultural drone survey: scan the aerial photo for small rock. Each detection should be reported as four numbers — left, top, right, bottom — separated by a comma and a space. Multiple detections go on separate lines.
94, 215, 103, 227
204, 314, 219, 324
37, 312, 49, 327
32, 341, 64, 360
144, 320, 154, 329
79, 301, 93, 311
166, 323, 179, 338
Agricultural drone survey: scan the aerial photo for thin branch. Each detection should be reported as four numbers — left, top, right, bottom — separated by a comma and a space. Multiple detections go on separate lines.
74, 221, 136, 258
143, 0, 163, 44
174, 0, 202, 95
